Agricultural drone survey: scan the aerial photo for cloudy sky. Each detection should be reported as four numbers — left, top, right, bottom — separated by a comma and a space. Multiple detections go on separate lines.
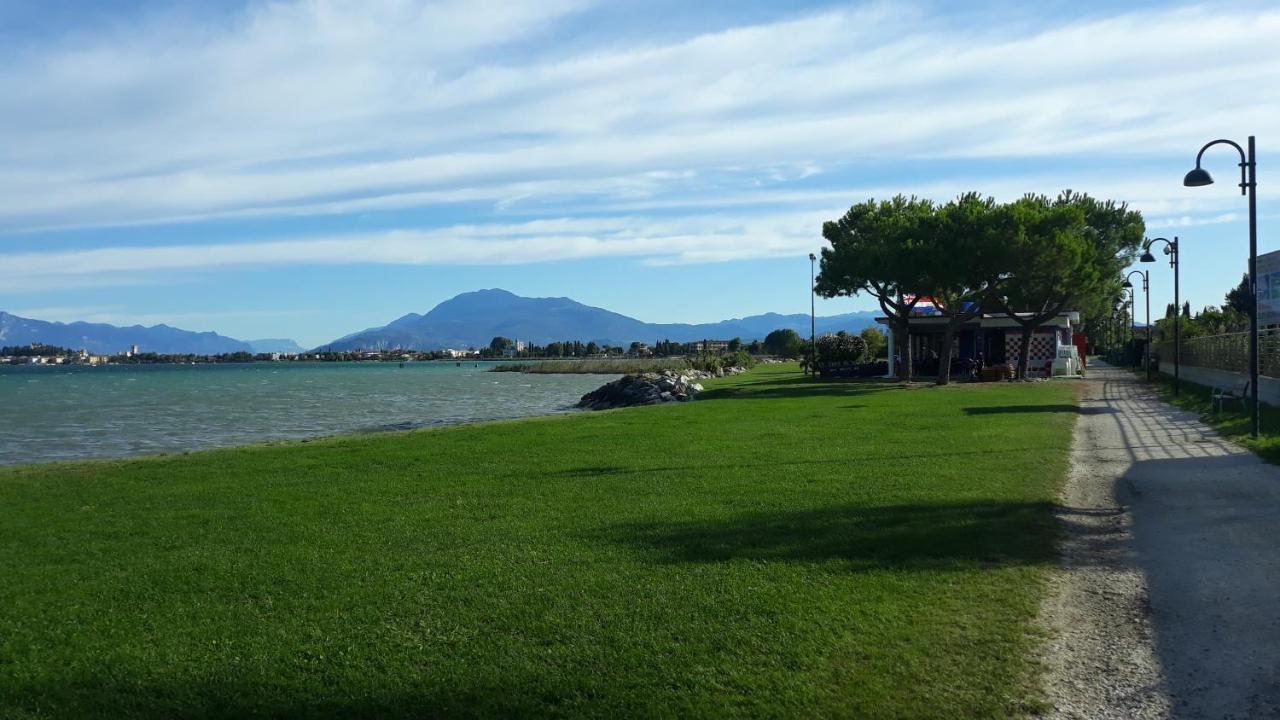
1, 0, 1277, 347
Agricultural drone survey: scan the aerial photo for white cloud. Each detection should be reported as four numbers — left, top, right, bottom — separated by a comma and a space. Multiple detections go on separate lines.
0, 0, 1276, 273
8, 306, 316, 328
0, 166, 1270, 292
0, 212, 824, 290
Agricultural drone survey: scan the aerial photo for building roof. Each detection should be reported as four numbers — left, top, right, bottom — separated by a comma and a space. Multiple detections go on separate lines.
875, 311, 1080, 328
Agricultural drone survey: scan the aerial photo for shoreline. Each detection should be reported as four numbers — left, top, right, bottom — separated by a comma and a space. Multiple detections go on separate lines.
1, 399, 603, 472
1, 365, 617, 468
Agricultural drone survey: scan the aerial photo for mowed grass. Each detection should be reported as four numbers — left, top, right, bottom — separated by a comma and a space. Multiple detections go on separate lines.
491, 358, 692, 374
0, 364, 1079, 719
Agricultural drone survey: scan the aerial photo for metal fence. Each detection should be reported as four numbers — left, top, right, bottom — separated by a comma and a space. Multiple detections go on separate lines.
1154, 328, 1280, 378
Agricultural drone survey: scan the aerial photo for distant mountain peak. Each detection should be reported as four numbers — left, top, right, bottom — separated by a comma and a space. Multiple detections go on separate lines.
247, 338, 304, 354
322, 289, 879, 351
0, 311, 254, 355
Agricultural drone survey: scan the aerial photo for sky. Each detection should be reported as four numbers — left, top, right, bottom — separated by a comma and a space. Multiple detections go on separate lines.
1, 0, 1277, 348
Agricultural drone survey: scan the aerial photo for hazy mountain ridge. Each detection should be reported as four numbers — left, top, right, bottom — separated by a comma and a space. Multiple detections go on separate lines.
0, 291, 881, 355
0, 311, 257, 355
247, 338, 306, 354
321, 289, 880, 351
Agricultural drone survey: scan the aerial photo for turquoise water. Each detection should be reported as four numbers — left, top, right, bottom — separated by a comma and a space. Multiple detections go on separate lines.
0, 362, 615, 466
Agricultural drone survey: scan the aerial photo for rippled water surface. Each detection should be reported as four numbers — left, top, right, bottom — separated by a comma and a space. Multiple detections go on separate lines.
0, 362, 615, 466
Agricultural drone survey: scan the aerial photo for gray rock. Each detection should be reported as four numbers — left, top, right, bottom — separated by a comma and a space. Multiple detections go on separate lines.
576, 369, 717, 411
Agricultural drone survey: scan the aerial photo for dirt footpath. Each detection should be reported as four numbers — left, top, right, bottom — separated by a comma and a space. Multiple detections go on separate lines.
1038, 364, 1280, 719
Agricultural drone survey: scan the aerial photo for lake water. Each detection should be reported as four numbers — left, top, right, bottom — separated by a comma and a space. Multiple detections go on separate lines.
0, 362, 615, 466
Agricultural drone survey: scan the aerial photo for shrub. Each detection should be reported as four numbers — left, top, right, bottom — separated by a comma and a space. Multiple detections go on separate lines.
763, 328, 804, 358
817, 332, 867, 364
860, 327, 888, 359
688, 353, 723, 373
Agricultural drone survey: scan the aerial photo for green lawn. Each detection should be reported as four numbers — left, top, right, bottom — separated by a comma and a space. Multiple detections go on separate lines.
490, 358, 693, 374
0, 364, 1079, 719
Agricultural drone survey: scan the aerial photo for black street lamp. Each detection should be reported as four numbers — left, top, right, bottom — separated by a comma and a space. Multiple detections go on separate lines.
1184, 136, 1259, 437
1107, 309, 1114, 356
808, 253, 817, 379
1123, 270, 1150, 379
1142, 236, 1180, 395
1128, 291, 1135, 345
1114, 299, 1126, 358
1109, 298, 1126, 362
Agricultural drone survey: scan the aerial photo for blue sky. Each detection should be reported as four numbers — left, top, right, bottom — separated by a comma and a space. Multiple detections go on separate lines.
1, 0, 1277, 347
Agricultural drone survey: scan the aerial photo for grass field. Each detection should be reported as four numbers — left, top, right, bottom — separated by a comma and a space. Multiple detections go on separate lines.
0, 364, 1079, 718
491, 358, 693, 374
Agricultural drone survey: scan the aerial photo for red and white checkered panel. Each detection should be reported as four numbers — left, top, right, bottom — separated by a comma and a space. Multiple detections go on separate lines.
1005, 333, 1058, 376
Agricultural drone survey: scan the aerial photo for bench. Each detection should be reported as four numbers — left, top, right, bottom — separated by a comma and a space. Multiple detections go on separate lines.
1211, 379, 1251, 414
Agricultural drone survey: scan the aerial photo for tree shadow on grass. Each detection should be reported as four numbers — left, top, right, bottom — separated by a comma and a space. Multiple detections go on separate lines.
589, 501, 1059, 572
700, 378, 896, 401
548, 446, 1064, 481
1, 675, 592, 720
963, 405, 1113, 416
728, 375, 895, 388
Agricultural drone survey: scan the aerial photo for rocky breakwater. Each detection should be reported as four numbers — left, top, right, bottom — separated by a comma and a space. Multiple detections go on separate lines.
576, 367, 745, 410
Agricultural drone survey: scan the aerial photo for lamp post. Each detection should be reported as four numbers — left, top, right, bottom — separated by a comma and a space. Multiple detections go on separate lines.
1113, 299, 1125, 361
1110, 309, 1117, 356
1123, 270, 1150, 380
1107, 309, 1113, 357
1142, 236, 1180, 395
1184, 136, 1259, 438
1108, 311, 1115, 359
1129, 291, 1136, 358
809, 253, 817, 380
1115, 299, 1126, 360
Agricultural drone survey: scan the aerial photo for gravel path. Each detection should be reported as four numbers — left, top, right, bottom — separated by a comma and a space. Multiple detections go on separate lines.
1038, 363, 1280, 719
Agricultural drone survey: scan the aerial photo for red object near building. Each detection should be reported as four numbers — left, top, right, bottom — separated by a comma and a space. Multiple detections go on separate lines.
1072, 333, 1089, 368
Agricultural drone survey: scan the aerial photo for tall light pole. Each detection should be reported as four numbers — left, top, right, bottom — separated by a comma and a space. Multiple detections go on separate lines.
1123, 270, 1150, 380
1142, 236, 1180, 395
809, 253, 817, 379
1184, 136, 1259, 437
1113, 299, 1125, 360
1124, 289, 1137, 368
1108, 309, 1116, 356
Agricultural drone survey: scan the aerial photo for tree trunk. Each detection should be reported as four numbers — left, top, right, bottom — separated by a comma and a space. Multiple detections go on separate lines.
936, 320, 957, 385
1017, 325, 1034, 379
895, 318, 912, 381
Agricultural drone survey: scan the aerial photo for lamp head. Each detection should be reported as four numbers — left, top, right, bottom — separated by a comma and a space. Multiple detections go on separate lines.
1140, 251, 1157, 263
808, 253, 816, 261
1183, 167, 1214, 187
1122, 279, 1133, 288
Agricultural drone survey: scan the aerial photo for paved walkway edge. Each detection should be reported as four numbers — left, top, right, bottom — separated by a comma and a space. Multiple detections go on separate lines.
1036, 369, 1170, 719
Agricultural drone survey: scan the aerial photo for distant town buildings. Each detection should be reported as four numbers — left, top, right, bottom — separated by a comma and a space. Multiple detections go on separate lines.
692, 340, 732, 352
0, 344, 110, 365
78, 349, 109, 365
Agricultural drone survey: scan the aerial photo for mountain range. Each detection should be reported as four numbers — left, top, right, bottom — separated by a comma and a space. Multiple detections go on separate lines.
323, 289, 880, 351
0, 311, 254, 355
1, 290, 882, 355
246, 338, 306, 354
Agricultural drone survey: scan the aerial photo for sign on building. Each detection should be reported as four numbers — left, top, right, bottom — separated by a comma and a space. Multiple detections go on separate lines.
1259, 250, 1280, 326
